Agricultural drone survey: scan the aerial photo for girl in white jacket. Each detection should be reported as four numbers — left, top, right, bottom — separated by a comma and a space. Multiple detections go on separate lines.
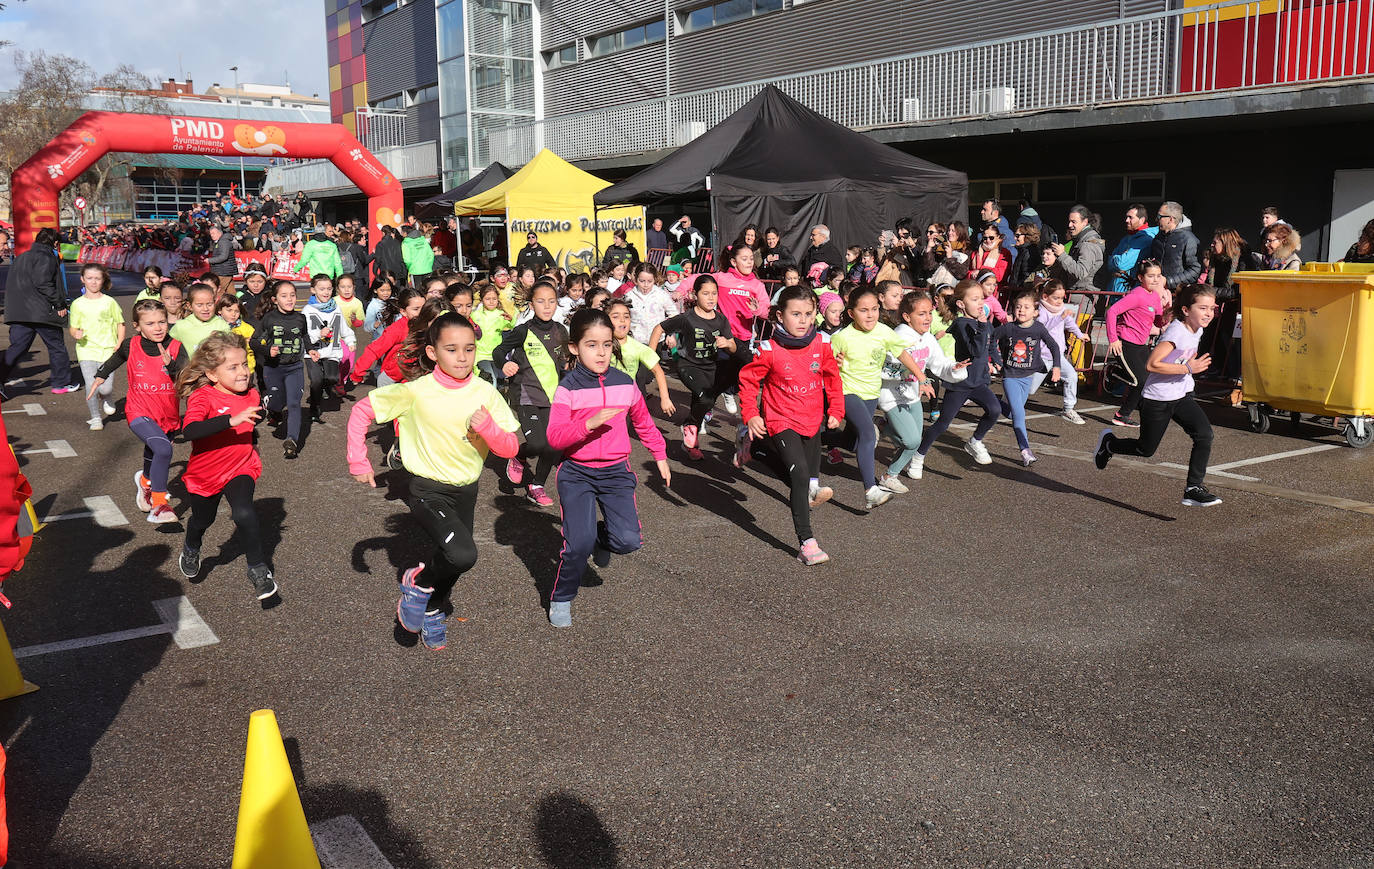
880, 291, 969, 482
622, 263, 678, 344
302, 275, 357, 424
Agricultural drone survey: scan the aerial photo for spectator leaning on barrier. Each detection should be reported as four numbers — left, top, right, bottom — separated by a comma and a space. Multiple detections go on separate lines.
1150, 201, 1202, 290
206, 224, 238, 298
1049, 205, 1105, 305
1108, 203, 1159, 294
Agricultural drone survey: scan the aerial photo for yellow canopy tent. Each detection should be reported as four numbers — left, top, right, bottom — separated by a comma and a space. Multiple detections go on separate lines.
453, 148, 645, 274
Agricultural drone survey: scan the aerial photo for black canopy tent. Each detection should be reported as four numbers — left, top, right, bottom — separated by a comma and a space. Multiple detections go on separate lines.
413, 162, 515, 219
593, 85, 967, 261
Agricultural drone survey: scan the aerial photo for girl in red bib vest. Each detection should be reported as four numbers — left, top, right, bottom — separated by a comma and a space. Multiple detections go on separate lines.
87, 299, 188, 524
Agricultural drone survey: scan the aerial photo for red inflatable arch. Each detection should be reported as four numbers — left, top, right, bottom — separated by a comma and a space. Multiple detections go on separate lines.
10, 111, 405, 256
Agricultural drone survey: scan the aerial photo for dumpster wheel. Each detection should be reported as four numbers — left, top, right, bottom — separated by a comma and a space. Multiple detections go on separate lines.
1248, 404, 1271, 434
1344, 416, 1374, 449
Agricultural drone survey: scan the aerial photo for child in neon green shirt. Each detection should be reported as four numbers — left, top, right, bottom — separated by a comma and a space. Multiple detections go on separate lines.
70, 263, 126, 430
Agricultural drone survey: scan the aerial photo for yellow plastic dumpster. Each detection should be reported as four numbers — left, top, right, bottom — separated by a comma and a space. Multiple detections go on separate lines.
1231, 262, 1374, 447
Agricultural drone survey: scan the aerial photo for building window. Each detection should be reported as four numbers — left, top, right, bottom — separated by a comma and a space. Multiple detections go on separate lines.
409, 85, 439, 105
1087, 173, 1164, 202
678, 0, 781, 33
370, 94, 405, 110
543, 43, 578, 70
587, 19, 666, 57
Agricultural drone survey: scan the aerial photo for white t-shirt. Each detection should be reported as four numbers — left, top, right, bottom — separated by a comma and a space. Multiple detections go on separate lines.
1142, 319, 1201, 402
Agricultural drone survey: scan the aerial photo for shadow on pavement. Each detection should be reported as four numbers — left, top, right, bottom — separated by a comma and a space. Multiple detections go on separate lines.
299, 782, 440, 869
534, 791, 621, 869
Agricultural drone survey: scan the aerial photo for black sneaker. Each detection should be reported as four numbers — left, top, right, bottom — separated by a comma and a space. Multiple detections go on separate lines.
283, 438, 299, 460
1094, 428, 1115, 470
1181, 486, 1222, 507
247, 564, 278, 600
311, 410, 325, 425
179, 546, 201, 579
1112, 413, 1140, 428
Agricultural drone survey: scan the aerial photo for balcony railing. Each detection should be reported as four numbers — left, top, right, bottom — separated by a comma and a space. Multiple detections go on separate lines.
264, 141, 440, 194
483, 0, 1374, 166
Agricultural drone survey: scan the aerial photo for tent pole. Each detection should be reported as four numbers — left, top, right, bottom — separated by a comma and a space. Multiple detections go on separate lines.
593, 202, 600, 267
706, 174, 716, 262
454, 207, 466, 274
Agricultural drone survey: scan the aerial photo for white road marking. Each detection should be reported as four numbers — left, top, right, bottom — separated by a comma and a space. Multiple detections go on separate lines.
42, 495, 128, 527
1208, 443, 1342, 471
311, 816, 396, 869
948, 403, 1117, 430
1159, 462, 1259, 482
1, 403, 46, 416
21, 439, 76, 458
13, 596, 218, 658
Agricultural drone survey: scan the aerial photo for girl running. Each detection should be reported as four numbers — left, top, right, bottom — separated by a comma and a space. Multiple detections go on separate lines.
737, 286, 843, 565
251, 280, 309, 460
994, 288, 1062, 466
175, 331, 276, 601
818, 291, 846, 335
135, 266, 164, 302
303, 275, 356, 423
1095, 284, 1220, 507
828, 286, 927, 509
215, 295, 255, 374
363, 279, 394, 339
1107, 260, 1173, 428
87, 299, 186, 524
911, 279, 1004, 476
882, 291, 967, 481
622, 264, 676, 344
335, 274, 365, 383
69, 263, 125, 431
1030, 279, 1087, 425
544, 309, 670, 628
352, 287, 426, 387
170, 283, 230, 353
605, 297, 675, 417
649, 275, 735, 461
493, 281, 569, 507
473, 284, 513, 385
710, 246, 770, 416
347, 312, 521, 650
160, 283, 184, 327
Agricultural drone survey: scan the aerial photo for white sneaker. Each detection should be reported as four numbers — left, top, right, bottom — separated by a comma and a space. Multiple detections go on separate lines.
964, 438, 992, 465
146, 503, 178, 524
807, 481, 833, 507
548, 600, 572, 628
87, 418, 104, 431
877, 472, 908, 494
102, 400, 117, 417
1061, 408, 1085, 425
864, 485, 892, 510
721, 393, 738, 415
905, 455, 925, 479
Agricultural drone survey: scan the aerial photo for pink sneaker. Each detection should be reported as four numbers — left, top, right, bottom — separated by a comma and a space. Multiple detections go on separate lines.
526, 485, 554, 507
685, 445, 704, 461
133, 470, 153, 512
506, 457, 525, 484
682, 424, 698, 449
146, 503, 178, 524
797, 539, 830, 566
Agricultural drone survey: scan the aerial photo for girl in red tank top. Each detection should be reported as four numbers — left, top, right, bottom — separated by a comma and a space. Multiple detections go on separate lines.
87, 300, 188, 523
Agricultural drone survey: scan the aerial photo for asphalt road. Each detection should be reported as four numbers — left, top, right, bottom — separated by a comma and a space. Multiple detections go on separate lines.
0, 285, 1371, 868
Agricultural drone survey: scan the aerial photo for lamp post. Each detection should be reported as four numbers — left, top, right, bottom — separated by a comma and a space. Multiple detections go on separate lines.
230, 66, 246, 193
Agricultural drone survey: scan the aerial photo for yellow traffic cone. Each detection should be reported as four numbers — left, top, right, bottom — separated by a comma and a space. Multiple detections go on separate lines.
231, 709, 320, 869
0, 616, 37, 701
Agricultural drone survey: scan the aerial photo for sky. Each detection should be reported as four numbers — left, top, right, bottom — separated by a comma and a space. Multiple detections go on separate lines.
0, 0, 329, 98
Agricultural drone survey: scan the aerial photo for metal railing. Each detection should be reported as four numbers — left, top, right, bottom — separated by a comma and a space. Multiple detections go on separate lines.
355, 107, 410, 152
264, 141, 440, 194
485, 0, 1373, 165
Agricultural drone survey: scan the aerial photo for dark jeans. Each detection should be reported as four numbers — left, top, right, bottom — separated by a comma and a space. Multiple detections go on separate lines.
551, 460, 642, 603
918, 383, 1001, 455
1109, 393, 1213, 488
407, 476, 479, 610
185, 474, 264, 566
1, 322, 71, 388
1118, 340, 1151, 418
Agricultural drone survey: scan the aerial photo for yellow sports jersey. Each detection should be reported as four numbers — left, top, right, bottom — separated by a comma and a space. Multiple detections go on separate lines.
68, 293, 124, 362
369, 373, 519, 487
831, 323, 910, 400
611, 336, 659, 379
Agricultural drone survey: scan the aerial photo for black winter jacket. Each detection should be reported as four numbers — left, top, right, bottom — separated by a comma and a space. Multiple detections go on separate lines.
3, 246, 65, 326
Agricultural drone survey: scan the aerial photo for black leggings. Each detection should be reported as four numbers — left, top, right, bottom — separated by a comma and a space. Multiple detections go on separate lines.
1108, 393, 1213, 488
408, 476, 479, 610
771, 428, 822, 543
516, 404, 560, 486
677, 363, 720, 427
185, 475, 263, 567
1118, 340, 1151, 418
918, 383, 1001, 455
262, 361, 304, 442
305, 357, 340, 410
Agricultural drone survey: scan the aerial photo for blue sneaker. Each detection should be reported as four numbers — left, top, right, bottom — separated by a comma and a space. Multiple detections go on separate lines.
549, 600, 572, 628
397, 563, 432, 633
421, 610, 448, 650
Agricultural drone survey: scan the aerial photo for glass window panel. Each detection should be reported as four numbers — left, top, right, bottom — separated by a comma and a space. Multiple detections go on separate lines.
716, 0, 751, 24
1037, 177, 1077, 202
439, 58, 468, 115
1127, 175, 1164, 200
755, 0, 782, 12
687, 7, 713, 30
645, 19, 665, 41
438, 1, 465, 61
623, 26, 644, 48
442, 114, 469, 176
1086, 174, 1124, 201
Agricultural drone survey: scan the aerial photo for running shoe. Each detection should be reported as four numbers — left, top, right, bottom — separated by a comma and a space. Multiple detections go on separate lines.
1182, 486, 1223, 507
808, 481, 833, 507
51, 384, 80, 394
87, 418, 103, 431
863, 485, 893, 510
1112, 412, 1140, 428
1020, 448, 1038, 467
147, 503, 178, 524
722, 393, 739, 414
929, 410, 940, 423
421, 610, 448, 651
1061, 408, 1085, 425
397, 564, 431, 633
133, 471, 153, 512
797, 538, 830, 566
247, 564, 278, 600
593, 540, 612, 568
506, 457, 525, 485
178, 545, 201, 579
385, 443, 403, 470
824, 447, 844, 465
905, 455, 925, 480
685, 445, 704, 461
682, 423, 698, 450
526, 485, 554, 507
548, 600, 572, 628
877, 473, 908, 494
283, 438, 299, 460
102, 400, 117, 417
732, 426, 752, 469
701, 411, 713, 428
1094, 429, 1115, 470
964, 438, 992, 465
